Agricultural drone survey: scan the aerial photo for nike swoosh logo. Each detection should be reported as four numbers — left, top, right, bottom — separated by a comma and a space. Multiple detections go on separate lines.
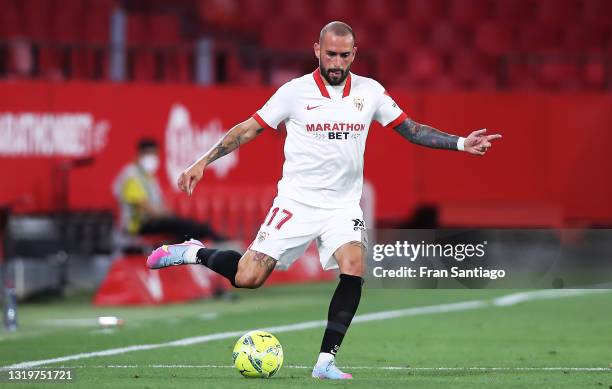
306, 104, 323, 110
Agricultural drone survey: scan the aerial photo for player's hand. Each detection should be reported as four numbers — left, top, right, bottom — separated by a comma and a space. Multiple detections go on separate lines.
177, 164, 204, 196
464, 128, 502, 156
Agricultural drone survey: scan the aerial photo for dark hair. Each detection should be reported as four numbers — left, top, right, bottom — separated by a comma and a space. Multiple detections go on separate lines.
137, 138, 158, 152
319, 21, 356, 45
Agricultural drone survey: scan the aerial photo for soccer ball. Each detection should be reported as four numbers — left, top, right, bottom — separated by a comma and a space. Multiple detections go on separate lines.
232, 330, 283, 378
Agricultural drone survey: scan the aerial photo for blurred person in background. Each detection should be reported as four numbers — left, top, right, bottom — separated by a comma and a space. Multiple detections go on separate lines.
7, 39, 33, 80
113, 138, 226, 242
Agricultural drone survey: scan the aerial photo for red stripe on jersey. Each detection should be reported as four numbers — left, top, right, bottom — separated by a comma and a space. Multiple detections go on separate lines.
385, 112, 408, 128
312, 69, 331, 98
252, 113, 275, 130
342, 73, 352, 98
313, 69, 352, 98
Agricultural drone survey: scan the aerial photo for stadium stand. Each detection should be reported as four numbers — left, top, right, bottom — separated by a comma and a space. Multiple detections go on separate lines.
0, 0, 609, 90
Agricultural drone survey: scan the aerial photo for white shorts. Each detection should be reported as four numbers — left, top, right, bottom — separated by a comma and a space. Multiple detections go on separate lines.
249, 196, 367, 270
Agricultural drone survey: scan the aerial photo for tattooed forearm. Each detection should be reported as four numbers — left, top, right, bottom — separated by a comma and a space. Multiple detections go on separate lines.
204, 126, 264, 166
393, 118, 459, 150
205, 132, 240, 165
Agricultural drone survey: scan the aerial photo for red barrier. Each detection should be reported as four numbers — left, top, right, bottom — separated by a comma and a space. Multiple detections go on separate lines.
412, 92, 612, 224
1, 81, 611, 225
93, 256, 226, 305
93, 248, 334, 305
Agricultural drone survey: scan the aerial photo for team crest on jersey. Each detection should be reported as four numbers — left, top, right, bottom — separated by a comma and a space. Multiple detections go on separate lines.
353, 97, 364, 112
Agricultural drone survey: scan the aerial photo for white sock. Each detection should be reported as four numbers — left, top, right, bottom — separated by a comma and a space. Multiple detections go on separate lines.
183, 245, 201, 264
316, 352, 334, 366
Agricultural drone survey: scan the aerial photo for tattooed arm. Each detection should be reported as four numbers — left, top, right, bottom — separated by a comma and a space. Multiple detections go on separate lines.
200, 117, 264, 166
393, 118, 460, 150
177, 117, 264, 194
393, 118, 502, 155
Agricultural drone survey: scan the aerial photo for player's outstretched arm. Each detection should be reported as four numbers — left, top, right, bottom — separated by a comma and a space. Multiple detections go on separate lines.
177, 117, 264, 195
393, 119, 501, 156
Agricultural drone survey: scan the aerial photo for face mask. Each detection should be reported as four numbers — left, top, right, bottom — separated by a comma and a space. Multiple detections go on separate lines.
139, 154, 159, 174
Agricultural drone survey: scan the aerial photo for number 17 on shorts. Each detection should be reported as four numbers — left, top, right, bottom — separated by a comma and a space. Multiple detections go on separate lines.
250, 196, 366, 271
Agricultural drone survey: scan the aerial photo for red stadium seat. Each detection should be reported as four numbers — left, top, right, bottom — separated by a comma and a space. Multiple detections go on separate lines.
149, 14, 181, 45
197, 0, 243, 30
361, 0, 401, 22
405, 0, 446, 24
516, 24, 564, 53
163, 51, 191, 83
225, 53, 263, 86
506, 60, 538, 89
407, 49, 444, 87
239, 0, 276, 26
38, 47, 65, 80
276, 21, 320, 47
449, 0, 491, 27
582, 60, 606, 89
132, 50, 156, 82
536, 0, 578, 25
240, 68, 264, 86
50, 9, 82, 43
82, 12, 109, 44
0, 7, 23, 38
581, 0, 612, 29
278, 0, 318, 21
451, 51, 496, 89
351, 21, 383, 50
2, 0, 605, 91
320, 0, 359, 23
127, 15, 148, 45
384, 21, 427, 51
70, 48, 107, 79
261, 22, 301, 50
428, 21, 469, 50
88, 0, 115, 14
22, 0, 51, 40
474, 21, 513, 55
374, 48, 408, 86
54, 0, 84, 16
494, 0, 537, 22
225, 53, 244, 84
562, 24, 608, 53
83, 0, 114, 42
538, 62, 579, 89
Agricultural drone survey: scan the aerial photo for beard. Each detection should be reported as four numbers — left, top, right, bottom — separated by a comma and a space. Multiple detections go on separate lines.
319, 62, 351, 86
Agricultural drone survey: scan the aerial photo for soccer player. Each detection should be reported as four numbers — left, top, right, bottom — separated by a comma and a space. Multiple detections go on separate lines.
147, 21, 501, 379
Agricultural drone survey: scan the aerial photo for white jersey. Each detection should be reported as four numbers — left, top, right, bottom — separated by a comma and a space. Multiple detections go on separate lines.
253, 70, 406, 209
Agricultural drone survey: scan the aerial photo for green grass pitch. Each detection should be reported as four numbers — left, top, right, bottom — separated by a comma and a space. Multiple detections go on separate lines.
0, 282, 611, 388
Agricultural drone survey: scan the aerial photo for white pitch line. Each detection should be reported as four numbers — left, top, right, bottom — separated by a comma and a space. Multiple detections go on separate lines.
492, 289, 610, 306
1, 289, 609, 371
37, 364, 612, 372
